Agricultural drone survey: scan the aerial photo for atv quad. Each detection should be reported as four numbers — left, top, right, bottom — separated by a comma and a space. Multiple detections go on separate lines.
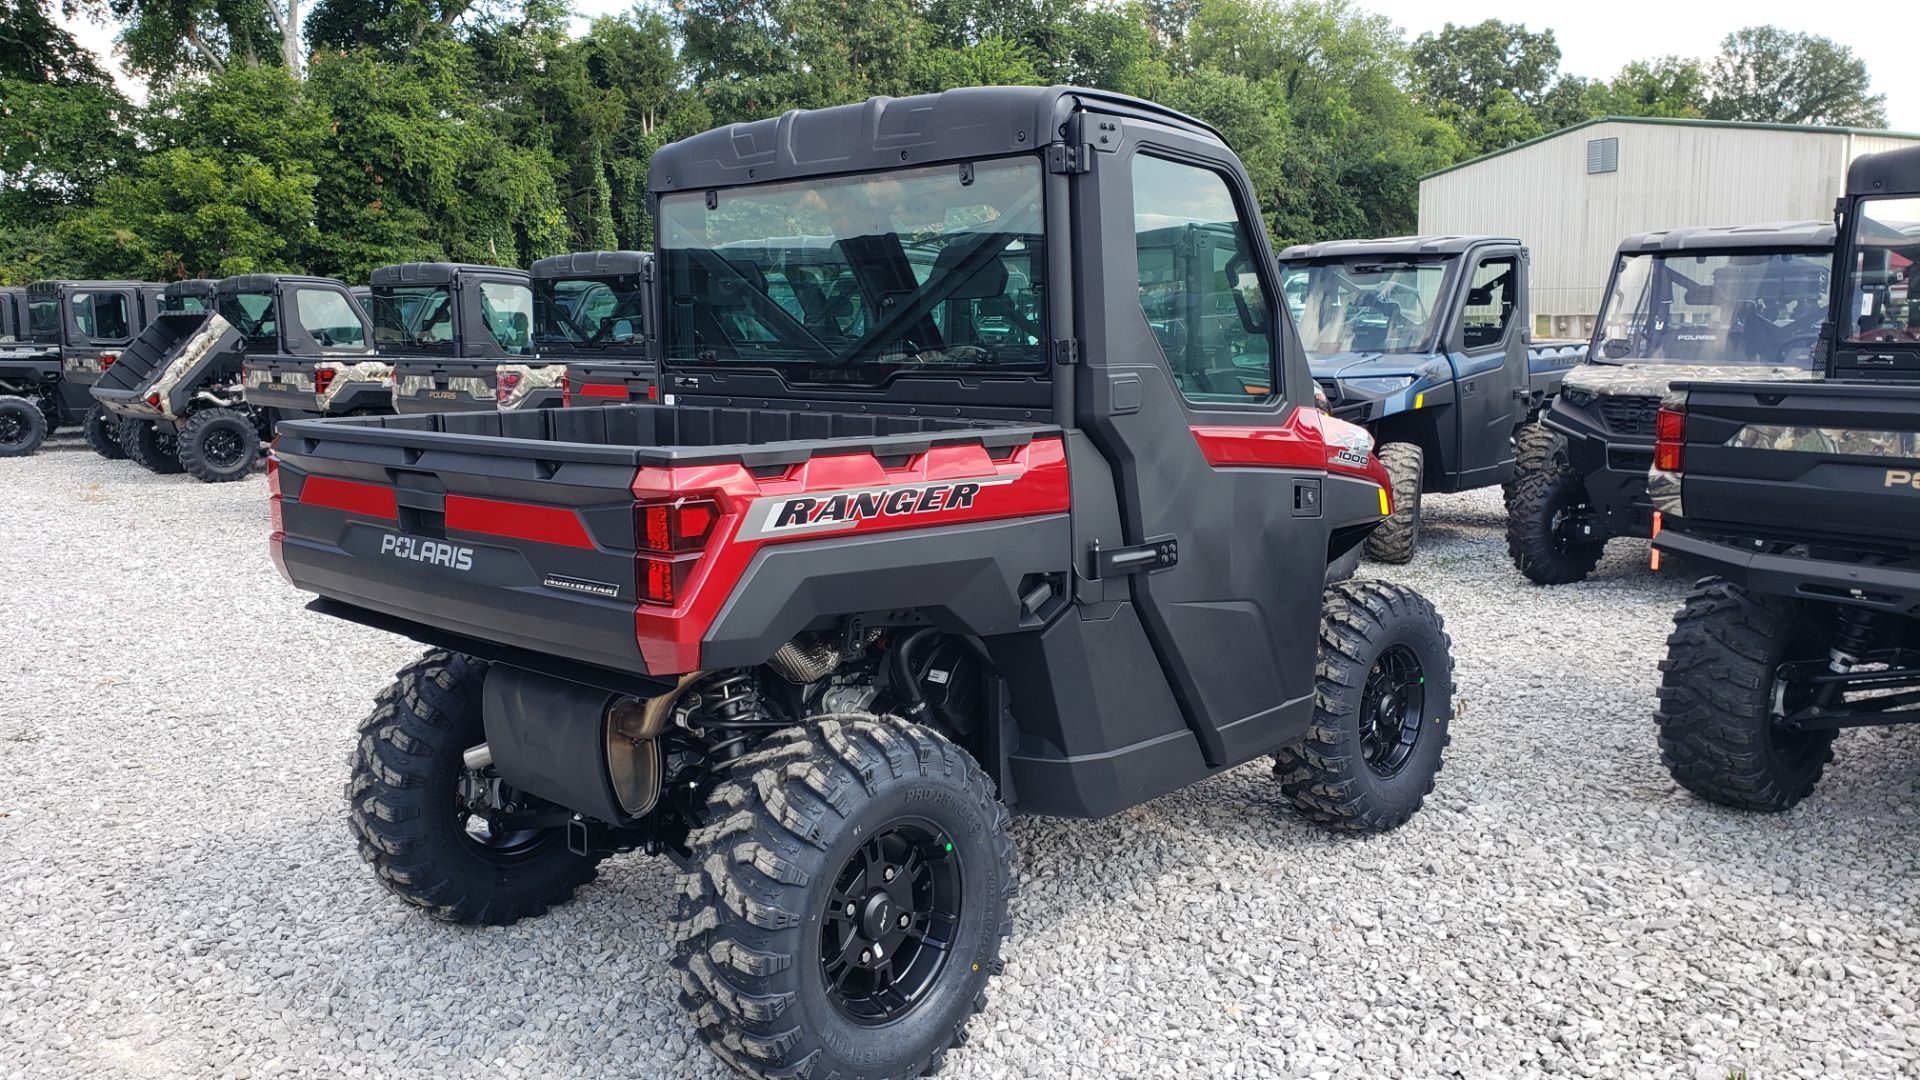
271, 88, 1456, 1080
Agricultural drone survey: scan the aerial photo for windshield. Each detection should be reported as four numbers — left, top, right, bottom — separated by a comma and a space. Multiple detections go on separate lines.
535, 275, 646, 348
659, 156, 1046, 376
373, 285, 453, 350
1845, 196, 1920, 344
1279, 260, 1450, 354
1595, 250, 1831, 367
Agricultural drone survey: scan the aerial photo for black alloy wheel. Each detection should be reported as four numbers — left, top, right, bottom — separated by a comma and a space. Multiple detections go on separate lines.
1359, 643, 1426, 778
821, 822, 963, 1026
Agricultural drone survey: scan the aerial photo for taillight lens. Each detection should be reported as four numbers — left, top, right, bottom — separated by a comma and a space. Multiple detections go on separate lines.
145, 392, 161, 409
314, 367, 336, 396
496, 371, 521, 406
1654, 407, 1686, 473
634, 497, 721, 607
267, 454, 284, 532
100, 353, 117, 368
561, 368, 572, 408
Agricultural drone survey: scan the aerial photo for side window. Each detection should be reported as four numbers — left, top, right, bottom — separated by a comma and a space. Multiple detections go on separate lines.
72, 291, 132, 341
1131, 154, 1277, 405
294, 288, 366, 348
1461, 257, 1517, 350
478, 281, 534, 356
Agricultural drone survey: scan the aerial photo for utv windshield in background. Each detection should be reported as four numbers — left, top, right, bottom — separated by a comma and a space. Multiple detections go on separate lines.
1279, 260, 1449, 355
658, 156, 1046, 376
218, 292, 277, 346
1595, 250, 1831, 366
373, 286, 453, 350
535, 275, 646, 347
1845, 196, 1920, 345
27, 297, 59, 342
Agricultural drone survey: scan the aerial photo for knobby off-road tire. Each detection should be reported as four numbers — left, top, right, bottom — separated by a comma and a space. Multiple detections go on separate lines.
671, 713, 1014, 1080
1502, 421, 1565, 509
346, 649, 602, 925
1505, 464, 1606, 585
177, 407, 259, 483
83, 403, 125, 460
1325, 543, 1363, 585
119, 419, 183, 474
1364, 441, 1423, 564
1276, 580, 1455, 832
1655, 580, 1837, 812
0, 395, 47, 457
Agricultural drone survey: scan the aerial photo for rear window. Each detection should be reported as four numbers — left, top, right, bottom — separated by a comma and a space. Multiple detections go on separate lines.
218, 292, 278, 345
374, 286, 453, 350
71, 291, 132, 341
536, 275, 646, 347
478, 281, 534, 356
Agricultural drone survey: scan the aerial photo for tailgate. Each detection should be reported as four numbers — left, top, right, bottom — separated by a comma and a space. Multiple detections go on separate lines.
1676, 380, 1920, 547
393, 357, 498, 413
245, 356, 393, 415
271, 427, 647, 675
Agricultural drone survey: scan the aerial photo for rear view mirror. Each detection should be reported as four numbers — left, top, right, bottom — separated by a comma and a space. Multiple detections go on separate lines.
1603, 339, 1632, 359
1683, 283, 1718, 306
1466, 285, 1496, 307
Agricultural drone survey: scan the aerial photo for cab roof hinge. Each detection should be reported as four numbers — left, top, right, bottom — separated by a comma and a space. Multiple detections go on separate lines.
1047, 143, 1093, 175
1051, 338, 1080, 365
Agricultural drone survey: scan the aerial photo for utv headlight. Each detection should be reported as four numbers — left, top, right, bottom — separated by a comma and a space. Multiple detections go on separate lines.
1563, 387, 1598, 408
1343, 375, 1417, 396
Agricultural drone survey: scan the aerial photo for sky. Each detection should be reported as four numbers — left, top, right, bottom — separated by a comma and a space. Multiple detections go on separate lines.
57, 1, 1920, 130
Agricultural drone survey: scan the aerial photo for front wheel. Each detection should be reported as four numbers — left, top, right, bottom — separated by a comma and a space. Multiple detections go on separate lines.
176, 407, 259, 482
1364, 441, 1422, 564
83, 404, 125, 460
346, 650, 602, 925
119, 419, 184, 474
671, 714, 1013, 1079
1503, 421, 1566, 509
0, 395, 47, 457
1506, 465, 1606, 585
1275, 580, 1455, 832
1655, 581, 1837, 811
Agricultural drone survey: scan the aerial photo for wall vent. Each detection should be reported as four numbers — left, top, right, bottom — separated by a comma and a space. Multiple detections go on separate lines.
1586, 137, 1619, 174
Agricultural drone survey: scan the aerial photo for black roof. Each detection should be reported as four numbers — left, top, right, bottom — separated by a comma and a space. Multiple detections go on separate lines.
648, 86, 1220, 194
370, 262, 529, 287
1616, 221, 1834, 254
25, 279, 159, 294
164, 279, 219, 298
1847, 144, 1920, 197
215, 274, 350, 295
531, 251, 650, 280
1277, 235, 1520, 261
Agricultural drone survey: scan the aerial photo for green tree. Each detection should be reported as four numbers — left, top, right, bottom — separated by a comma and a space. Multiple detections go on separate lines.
1706, 26, 1887, 127
1410, 19, 1562, 114
1, 0, 108, 82
1601, 57, 1707, 119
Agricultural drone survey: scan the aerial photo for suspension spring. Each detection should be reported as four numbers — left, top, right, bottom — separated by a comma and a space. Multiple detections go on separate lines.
702, 672, 770, 729
1829, 607, 1883, 673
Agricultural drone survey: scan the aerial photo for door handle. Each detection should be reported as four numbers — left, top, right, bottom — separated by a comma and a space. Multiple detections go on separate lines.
1087, 535, 1178, 579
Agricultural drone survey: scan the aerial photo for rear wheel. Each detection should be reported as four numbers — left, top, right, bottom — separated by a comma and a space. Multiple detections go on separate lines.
1506, 465, 1606, 585
1325, 542, 1363, 584
346, 650, 601, 925
671, 714, 1013, 1079
119, 419, 183, 474
1655, 581, 1837, 811
176, 407, 259, 483
1364, 441, 1422, 564
0, 395, 47, 457
1275, 580, 1454, 832
83, 404, 125, 460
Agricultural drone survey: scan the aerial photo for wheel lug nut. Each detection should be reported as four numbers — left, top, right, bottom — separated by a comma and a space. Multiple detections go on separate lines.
884, 868, 895, 882
898, 914, 910, 928
846, 903, 856, 916
860, 950, 871, 963
873, 945, 883, 958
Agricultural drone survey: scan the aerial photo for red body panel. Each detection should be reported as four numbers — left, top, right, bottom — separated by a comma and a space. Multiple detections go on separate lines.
446, 495, 596, 550
631, 436, 1071, 672
1189, 409, 1392, 500
299, 475, 399, 520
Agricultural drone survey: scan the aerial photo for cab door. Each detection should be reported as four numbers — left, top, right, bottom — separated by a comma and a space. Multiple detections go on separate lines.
1445, 249, 1528, 489
1072, 112, 1326, 769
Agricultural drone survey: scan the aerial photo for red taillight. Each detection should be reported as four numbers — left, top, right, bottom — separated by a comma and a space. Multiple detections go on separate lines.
560, 368, 572, 408
267, 454, 284, 532
634, 497, 721, 607
496, 371, 521, 406
314, 367, 336, 396
100, 353, 116, 369
638, 497, 719, 554
647, 384, 659, 401
145, 392, 161, 409
1654, 407, 1686, 473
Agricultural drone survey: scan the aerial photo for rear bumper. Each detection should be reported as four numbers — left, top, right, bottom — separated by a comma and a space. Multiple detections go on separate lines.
1653, 530, 1920, 616
394, 390, 494, 414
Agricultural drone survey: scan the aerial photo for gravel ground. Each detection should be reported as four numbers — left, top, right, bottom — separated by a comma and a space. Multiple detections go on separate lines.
2, 432, 1917, 1080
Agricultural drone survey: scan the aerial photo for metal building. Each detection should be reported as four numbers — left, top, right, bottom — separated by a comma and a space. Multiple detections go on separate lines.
1416, 117, 1920, 340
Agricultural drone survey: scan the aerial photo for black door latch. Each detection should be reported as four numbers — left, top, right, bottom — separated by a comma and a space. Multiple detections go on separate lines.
1088, 535, 1178, 579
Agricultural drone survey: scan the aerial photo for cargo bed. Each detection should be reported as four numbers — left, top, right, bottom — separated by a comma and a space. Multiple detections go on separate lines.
92, 311, 240, 420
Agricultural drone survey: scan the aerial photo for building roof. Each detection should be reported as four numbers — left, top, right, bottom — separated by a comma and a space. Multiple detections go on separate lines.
1277, 234, 1518, 260
1422, 115, 1920, 182
1616, 220, 1835, 254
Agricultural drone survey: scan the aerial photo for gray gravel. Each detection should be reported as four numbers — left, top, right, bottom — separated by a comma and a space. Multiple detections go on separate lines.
3, 432, 1917, 1080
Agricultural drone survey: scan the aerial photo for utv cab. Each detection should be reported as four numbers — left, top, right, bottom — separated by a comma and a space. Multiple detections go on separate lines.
9, 279, 191, 459
1506, 221, 1833, 584
0, 289, 67, 455
382, 263, 537, 414
534, 251, 655, 408
1278, 236, 1585, 563
239, 278, 387, 422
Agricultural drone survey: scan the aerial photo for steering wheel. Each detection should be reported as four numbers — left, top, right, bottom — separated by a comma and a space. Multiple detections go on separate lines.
1355, 280, 1429, 327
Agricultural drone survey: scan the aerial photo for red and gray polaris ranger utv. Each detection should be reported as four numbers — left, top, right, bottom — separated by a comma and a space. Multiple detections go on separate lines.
1650, 146, 1920, 810
523, 251, 655, 410
269, 88, 1456, 1079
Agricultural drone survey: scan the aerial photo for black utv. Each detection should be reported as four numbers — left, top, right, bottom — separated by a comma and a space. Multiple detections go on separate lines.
1277, 236, 1584, 563
381, 262, 538, 414
97, 275, 369, 482
0, 287, 65, 456
1506, 222, 1834, 584
1649, 147, 1920, 811
269, 87, 1455, 1080
531, 250, 655, 409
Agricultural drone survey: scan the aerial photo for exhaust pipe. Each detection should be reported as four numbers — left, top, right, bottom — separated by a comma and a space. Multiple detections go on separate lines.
461, 743, 493, 771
